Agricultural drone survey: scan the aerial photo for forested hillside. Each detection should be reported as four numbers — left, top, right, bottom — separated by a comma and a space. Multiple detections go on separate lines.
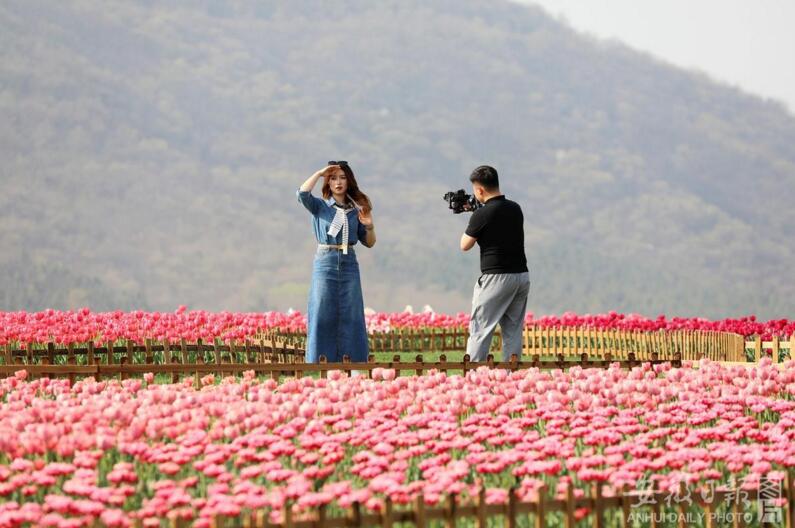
1, 0, 794, 318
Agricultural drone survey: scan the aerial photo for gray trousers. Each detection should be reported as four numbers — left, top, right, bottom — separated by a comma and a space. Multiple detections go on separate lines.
466, 272, 530, 362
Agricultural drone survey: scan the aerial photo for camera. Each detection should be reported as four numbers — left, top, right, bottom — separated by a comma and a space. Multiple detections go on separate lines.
443, 189, 481, 214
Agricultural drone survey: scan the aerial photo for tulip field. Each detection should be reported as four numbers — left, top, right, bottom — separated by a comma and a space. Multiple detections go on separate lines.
1, 310, 794, 527
0, 308, 793, 346
1, 361, 794, 526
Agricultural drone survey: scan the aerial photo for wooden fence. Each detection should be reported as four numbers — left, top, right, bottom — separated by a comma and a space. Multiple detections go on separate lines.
263, 327, 748, 363
0, 337, 305, 382
151, 476, 794, 528
746, 335, 795, 363
523, 327, 748, 363
0, 352, 679, 381
261, 328, 476, 354
1, 328, 786, 382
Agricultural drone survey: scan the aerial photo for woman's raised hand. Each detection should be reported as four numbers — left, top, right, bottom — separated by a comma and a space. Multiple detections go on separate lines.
359, 208, 376, 247
314, 165, 335, 178
358, 209, 373, 227
301, 165, 337, 192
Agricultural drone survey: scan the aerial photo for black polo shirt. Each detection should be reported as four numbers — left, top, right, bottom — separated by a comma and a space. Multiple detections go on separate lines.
465, 195, 528, 274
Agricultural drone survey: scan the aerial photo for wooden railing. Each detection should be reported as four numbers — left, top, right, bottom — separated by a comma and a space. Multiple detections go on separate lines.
0, 352, 679, 381
263, 326, 748, 362
746, 335, 795, 363
523, 327, 747, 362
0, 337, 305, 381
1, 328, 783, 382
261, 328, 476, 354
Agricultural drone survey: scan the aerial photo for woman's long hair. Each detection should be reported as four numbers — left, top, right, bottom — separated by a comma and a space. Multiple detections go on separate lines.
322, 164, 372, 214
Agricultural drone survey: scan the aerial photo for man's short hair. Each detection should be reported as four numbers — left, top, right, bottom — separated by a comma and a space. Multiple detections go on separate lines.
469, 165, 499, 190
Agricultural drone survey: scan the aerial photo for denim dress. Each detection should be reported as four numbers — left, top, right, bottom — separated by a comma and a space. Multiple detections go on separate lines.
297, 190, 370, 363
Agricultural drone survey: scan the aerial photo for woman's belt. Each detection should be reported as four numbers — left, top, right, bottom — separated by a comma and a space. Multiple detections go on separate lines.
318, 243, 352, 254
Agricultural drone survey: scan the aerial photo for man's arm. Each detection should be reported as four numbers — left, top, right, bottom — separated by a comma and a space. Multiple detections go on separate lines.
460, 233, 477, 251
462, 208, 483, 251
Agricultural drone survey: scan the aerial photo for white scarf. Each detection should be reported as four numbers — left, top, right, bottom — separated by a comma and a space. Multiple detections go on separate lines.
327, 195, 362, 254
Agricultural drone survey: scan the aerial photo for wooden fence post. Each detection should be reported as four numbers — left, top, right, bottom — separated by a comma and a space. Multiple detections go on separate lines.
367, 354, 375, 379
621, 485, 630, 528
165, 341, 178, 383
46, 342, 55, 364
791, 334, 795, 363
145, 339, 154, 365
179, 338, 188, 366
676, 481, 687, 528
284, 501, 293, 528
627, 352, 636, 370
445, 493, 456, 528
342, 355, 351, 377
350, 501, 361, 527
293, 346, 302, 379
318, 356, 327, 379
564, 483, 575, 528
382, 497, 392, 528
228, 341, 237, 365
414, 494, 426, 528
390, 354, 401, 377
735, 336, 748, 363
593, 483, 604, 528
196, 338, 205, 384
507, 486, 517, 528
650, 481, 661, 528
535, 483, 546, 528
772, 335, 781, 364
243, 339, 251, 364
212, 340, 222, 377
196, 338, 205, 365
477, 486, 487, 528
106, 340, 115, 366
703, 494, 714, 528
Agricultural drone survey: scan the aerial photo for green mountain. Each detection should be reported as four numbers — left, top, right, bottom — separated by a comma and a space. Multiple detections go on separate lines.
1, 0, 793, 319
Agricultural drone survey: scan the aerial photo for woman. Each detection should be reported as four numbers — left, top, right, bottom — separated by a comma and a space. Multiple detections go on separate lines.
297, 161, 376, 363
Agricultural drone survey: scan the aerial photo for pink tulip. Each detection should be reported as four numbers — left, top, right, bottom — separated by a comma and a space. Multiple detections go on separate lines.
2, 340, 795, 525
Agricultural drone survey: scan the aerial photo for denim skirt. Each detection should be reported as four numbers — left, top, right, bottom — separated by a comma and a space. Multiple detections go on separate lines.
306, 247, 369, 363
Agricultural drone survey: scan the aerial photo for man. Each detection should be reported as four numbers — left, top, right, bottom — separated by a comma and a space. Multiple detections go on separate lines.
460, 165, 530, 362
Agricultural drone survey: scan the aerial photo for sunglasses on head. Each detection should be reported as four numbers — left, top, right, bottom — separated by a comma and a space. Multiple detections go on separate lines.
327, 160, 349, 167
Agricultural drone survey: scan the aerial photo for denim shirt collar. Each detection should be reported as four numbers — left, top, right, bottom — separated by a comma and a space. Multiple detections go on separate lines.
324, 196, 338, 207
325, 196, 358, 211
